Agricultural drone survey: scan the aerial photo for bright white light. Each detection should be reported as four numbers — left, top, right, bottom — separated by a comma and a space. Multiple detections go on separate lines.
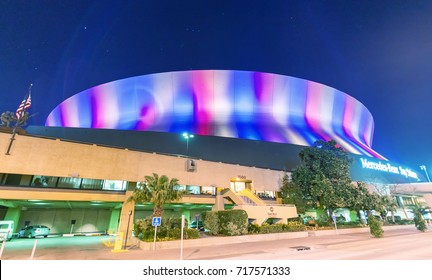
183, 132, 194, 139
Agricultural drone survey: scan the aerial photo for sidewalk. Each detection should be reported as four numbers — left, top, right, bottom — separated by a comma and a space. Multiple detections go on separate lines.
121, 224, 417, 260
3, 224, 422, 260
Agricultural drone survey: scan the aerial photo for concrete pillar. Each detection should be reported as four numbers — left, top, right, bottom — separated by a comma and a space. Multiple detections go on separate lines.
4, 207, 22, 233
117, 181, 136, 238
212, 187, 225, 211
181, 209, 191, 223
118, 202, 135, 238
108, 209, 120, 234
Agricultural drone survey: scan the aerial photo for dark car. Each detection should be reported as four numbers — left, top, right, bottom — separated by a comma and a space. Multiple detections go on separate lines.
18, 225, 50, 238
189, 220, 204, 231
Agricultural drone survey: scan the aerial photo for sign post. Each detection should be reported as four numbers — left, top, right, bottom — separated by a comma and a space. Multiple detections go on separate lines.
332, 214, 338, 234
152, 217, 161, 251
180, 215, 185, 260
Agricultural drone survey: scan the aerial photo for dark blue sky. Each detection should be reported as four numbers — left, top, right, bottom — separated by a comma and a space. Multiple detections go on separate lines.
1, 0, 431, 171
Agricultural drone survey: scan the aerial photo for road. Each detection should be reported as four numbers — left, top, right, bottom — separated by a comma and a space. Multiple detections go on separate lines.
1, 226, 431, 260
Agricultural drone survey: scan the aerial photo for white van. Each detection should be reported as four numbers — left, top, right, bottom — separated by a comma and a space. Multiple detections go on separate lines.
0, 220, 14, 241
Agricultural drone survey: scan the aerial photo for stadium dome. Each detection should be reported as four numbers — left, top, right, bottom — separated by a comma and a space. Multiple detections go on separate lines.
46, 70, 385, 159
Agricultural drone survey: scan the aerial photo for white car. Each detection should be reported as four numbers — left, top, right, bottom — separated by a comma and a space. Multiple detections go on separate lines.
0, 220, 14, 241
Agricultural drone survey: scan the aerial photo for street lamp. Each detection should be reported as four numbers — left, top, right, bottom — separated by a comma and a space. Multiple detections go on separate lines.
182, 132, 194, 154
420, 165, 431, 182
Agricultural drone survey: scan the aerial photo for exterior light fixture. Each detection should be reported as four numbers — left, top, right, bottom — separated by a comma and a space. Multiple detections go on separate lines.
420, 165, 431, 182
182, 132, 194, 155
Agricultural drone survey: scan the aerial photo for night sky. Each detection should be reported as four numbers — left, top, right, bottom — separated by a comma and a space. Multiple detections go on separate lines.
1, 0, 432, 172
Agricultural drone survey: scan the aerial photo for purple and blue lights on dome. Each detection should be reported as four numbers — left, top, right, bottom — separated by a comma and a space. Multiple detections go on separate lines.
46, 70, 385, 160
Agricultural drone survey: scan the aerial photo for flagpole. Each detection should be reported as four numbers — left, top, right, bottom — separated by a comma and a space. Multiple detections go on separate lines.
5, 84, 32, 155
5, 124, 18, 155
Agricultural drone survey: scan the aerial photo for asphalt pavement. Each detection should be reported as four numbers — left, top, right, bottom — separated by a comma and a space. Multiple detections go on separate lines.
1, 224, 431, 260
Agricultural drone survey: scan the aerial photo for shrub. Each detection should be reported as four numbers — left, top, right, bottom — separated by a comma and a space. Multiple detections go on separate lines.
134, 217, 200, 241
368, 214, 384, 238
218, 209, 248, 236
259, 223, 284, 234
247, 221, 305, 234
288, 216, 303, 223
283, 221, 306, 231
224, 221, 246, 236
248, 223, 261, 234
204, 211, 219, 236
316, 214, 331, 227
167, 228, 200, 239
413, 213, 427, 232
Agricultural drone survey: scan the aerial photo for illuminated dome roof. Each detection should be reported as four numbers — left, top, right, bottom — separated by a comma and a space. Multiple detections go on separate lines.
46, 70, 384, 159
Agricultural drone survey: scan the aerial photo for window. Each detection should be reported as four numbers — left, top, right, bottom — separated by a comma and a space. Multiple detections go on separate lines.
201, 186, 215, 195
174, 185, 200, 194
81, 178, 103, 190
57, 177, 81, 189
186, 185, 200, 195
102, 180, 126, 191
3, 174, 23, 186
174, 185, 186, 191
43, 176, 59, 188
31, 176, 48, 187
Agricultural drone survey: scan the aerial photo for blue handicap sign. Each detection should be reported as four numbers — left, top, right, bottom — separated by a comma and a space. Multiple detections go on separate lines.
152, 217, 161, 226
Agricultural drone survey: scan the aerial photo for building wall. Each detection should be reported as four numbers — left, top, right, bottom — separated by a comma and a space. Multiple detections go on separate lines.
0, 132, 283, 191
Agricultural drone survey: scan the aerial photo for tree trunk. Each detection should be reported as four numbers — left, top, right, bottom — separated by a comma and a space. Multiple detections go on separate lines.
153, 205, 163, 217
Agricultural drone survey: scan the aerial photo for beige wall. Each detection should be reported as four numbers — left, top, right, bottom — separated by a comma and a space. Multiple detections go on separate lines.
0, 132, 283, 191
0, 187, 126, 202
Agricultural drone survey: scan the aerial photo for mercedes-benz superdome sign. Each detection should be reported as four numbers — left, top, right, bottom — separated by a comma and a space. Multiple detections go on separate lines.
350, 154, 426, 184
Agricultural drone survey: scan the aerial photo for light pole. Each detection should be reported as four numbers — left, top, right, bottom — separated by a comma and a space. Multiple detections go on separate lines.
182, 132, 194, 154
123, 210, 133, 250
420, 165, 431, 182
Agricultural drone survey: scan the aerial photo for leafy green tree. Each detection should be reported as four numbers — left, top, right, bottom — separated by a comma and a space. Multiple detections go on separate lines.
280, 172, 307, 214
363, 192, 382, 217
291, 140, 354, 219
346, 182, 370, 223
128, 173, 186, 217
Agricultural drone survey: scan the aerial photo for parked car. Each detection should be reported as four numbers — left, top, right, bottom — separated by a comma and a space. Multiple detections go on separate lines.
0, 220, 14, 242
18, 225, 50, 238
189, 220, 204, 231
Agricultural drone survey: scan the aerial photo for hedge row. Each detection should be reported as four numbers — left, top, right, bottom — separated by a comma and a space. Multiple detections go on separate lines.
134, 216, 199, 241
248, 222, 306, 234
205, 209, 248, 236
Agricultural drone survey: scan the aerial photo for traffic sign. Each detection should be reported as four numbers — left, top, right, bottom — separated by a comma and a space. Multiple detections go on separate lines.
152, 217, 161, 226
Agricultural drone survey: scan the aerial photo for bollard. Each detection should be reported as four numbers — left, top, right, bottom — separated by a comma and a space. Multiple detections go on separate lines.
30, 239, 38, 259
0, 240, 6, 259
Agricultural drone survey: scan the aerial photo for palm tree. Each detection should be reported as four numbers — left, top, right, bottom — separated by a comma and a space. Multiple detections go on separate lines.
128, 173, 186, 217
376, 195, 396, 223
385, 196, 399, 223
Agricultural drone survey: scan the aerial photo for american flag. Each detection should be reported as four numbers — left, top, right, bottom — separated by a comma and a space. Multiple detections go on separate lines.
15, 92, 32, 119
